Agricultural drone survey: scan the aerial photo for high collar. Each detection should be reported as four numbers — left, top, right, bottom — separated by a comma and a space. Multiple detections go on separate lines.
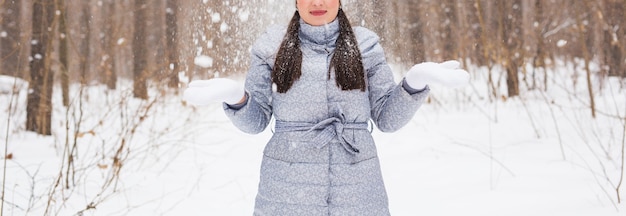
298, 18, 340, 46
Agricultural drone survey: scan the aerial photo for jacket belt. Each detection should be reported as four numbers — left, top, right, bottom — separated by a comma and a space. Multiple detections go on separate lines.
274, 118, 369, 154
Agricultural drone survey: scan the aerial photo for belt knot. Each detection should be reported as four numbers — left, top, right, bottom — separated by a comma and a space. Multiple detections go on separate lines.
274, 118, 369, 154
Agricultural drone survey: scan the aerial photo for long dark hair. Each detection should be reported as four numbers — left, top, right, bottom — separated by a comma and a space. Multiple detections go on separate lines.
272, 9, 366, 93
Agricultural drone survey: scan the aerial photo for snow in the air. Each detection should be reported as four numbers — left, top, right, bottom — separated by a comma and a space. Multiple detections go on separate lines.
2, 60, 625, 215
0, 1, 624, 215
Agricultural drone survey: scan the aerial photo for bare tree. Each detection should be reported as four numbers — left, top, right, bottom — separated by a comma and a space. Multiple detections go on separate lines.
575, 1, 597, 118
0, 0, 23, 78
474, 0, 500, 99
391, 1, 427, 64
441, 0, 458, 60
58, 0, 70, 107
78, 0, 91, 85
601, 0, 625, 77
103, 0, 117, 90
531, 0, 550, 91
457, 0, 484, 66
165, 0, 179, 88
403, 3, 426, 63
133, 0, 148, 99
144, 0, 166, 84
26, 0, 56, 135
408, 2, 426, 63
473, 0, 491, 66
499, 0, 523, 98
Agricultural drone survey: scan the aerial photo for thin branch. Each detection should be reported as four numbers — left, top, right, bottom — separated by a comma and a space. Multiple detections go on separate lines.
0, 69, 26, 216
518, 96, 542, 139
543, 17, 576, 38
451, 141, 516, 177
617, 110, 626, 203
536, 90, 566, 160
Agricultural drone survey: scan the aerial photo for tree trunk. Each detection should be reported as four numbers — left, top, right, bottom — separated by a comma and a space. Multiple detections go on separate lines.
442, 0, 458, 60
104, 0, 117, 90
474, 0, 491, 66
208, 1, 226, 76
26, 0, 55, 135
59, 0, 70, 107
0, 0, 22, 77
603, 0, 625, 77
166, 0, 180, 88
408, 2, 425, 63
133, 0, 148, 99
79, 1, 92, 85
462, 0, 486, 66
533, 0, 548, 91
501, 0, 522, 98
475, 0, 498, 100
577, 1, 597, 118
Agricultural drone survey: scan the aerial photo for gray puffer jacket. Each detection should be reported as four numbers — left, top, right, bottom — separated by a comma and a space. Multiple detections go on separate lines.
224, 18, 429, 216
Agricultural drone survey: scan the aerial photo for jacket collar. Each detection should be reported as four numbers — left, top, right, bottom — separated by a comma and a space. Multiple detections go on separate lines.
298, 18, 340, 46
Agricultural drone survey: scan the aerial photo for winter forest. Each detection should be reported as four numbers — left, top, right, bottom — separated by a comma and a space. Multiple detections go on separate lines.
1, 0, 626, 215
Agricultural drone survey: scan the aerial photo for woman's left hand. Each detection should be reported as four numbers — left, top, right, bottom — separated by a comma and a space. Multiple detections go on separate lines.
404, 60, 470, 89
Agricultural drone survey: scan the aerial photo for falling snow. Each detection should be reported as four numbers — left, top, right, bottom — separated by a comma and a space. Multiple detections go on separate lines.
211, 13, 221, 23
194, 55, 213, 68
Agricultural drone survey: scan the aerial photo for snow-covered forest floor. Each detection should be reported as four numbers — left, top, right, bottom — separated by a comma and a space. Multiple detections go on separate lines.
1, 60, 625, 215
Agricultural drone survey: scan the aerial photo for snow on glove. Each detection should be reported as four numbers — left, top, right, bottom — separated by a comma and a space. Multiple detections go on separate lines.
405, 60, 470, 89
183, 78, 245, 106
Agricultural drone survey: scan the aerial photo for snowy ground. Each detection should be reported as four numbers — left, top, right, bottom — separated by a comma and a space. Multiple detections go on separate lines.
1, 61, 625, 216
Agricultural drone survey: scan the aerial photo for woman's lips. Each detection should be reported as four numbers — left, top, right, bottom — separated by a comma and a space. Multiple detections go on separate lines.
310, 10, 327, 16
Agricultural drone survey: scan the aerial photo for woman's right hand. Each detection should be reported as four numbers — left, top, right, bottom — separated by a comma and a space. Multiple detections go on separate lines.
183, 78, 245, 106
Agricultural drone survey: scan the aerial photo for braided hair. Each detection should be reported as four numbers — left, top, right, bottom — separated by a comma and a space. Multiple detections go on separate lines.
272, 8, 366, 93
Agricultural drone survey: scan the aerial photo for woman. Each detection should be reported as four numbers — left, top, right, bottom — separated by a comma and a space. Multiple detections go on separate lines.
184, 0, 469, 215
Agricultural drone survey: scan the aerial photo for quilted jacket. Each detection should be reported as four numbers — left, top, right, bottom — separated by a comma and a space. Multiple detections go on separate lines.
224, 18, 429, 216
